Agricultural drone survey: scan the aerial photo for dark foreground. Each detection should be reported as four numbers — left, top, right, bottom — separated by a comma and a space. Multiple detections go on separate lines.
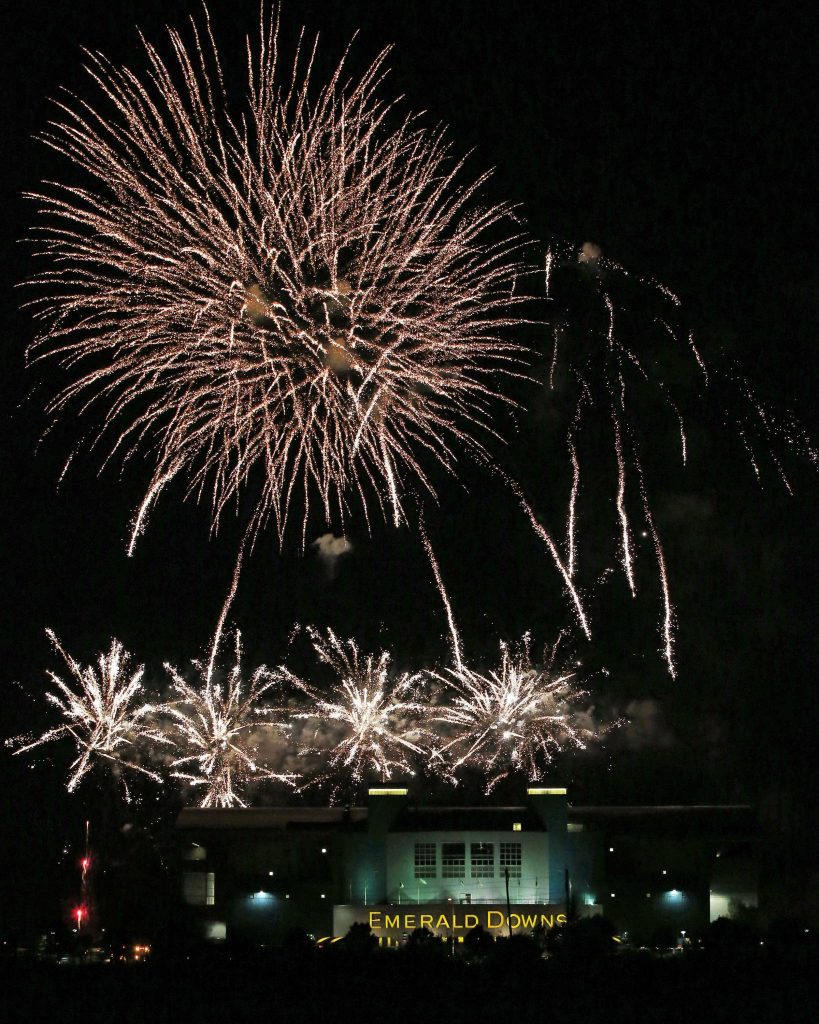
3, 945, 816, 1024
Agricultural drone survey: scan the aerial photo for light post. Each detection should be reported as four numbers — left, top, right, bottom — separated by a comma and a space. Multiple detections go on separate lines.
416, 878, 427, 903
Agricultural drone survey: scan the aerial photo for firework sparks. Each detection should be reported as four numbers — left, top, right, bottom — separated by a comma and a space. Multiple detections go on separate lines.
541, 241, 814, 675
419, 515, 464, 672
500, 472, 591, 639
166, 633, 297, 808
6, 630, 166, 795
26, 6, 528, 548
429, 633, 600, 792
281, 627, 427, 793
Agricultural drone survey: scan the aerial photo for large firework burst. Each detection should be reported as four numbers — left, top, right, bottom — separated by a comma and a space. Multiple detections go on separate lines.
430, 633, 599, 792
26, 6, 527, 548
282, 627, 427, 793
165, 634, 296, 808
6, 630, 166, 796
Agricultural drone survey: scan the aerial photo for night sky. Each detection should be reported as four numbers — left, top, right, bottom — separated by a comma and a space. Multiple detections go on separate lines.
1, 0, 817, 934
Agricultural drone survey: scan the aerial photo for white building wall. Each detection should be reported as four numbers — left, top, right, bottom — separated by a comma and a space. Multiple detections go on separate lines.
385, 830, 552, 904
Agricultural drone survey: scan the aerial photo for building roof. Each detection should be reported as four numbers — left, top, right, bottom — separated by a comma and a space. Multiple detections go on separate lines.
176, 807, 368, 830
568, 805, 756, 838
174, 802, 756, 838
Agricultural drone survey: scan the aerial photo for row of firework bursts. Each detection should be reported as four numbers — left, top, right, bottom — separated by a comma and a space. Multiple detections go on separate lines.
7, 626, 611, 807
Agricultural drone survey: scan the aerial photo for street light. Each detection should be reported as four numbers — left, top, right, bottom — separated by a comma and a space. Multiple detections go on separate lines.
417, 878, 427, 903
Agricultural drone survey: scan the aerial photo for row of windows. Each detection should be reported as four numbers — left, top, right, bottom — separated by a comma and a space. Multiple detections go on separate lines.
414, 842, 522, 879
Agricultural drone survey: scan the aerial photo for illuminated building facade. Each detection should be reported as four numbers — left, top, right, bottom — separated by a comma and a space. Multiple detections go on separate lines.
175, 788, 757, 945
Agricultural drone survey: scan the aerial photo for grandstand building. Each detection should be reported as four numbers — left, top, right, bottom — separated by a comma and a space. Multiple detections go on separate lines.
176, 787, 757, 945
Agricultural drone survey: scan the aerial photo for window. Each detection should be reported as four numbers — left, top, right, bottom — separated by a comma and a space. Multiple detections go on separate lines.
414, 843, 436, 879
471, 843, 494, 878
183, 871, 215, 906
500, 842, 522, 878
442, 843, 465, 878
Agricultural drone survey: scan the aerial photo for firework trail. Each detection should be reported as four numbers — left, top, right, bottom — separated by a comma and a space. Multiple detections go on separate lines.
540, 243, 687, 672
499, 471, 591, 639
539, 241, 816, 674
419, 514, 464, 672
429, 633, 601, 792
25, 5, 528, 550
280, 627, 427, 795
6, 630, 166, 796
165, 632, 297, 808
75, 820, 92, 932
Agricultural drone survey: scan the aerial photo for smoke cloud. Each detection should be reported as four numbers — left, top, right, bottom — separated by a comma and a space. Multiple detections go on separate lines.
311, 532, 353, 578
617, 699, 676, 750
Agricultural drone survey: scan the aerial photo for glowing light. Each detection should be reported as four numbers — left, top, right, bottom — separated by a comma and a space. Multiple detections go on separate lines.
165, 632, 297, 808
25, 7, 527, 549
6, 631, 167, 796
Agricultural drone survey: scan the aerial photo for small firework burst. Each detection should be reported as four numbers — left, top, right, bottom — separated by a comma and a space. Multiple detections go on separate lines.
165, 634, 297, 808
282, 627, 427, 794
6, 630, 166, 796
430, 633, 599, 791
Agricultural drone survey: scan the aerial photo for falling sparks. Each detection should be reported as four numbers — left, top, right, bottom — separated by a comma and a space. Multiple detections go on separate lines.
165, 633, 297, 808
500, 472, 591, 639
430, 634, 601, 792
635, 461, 676, 678
611, 411, 636, 596
282, 627, 426, 793
419, 515, 464, 672
25, 6, 528, 549
6, 631, 166, 796
566, 437, 580, 578
542, 241, 816, 674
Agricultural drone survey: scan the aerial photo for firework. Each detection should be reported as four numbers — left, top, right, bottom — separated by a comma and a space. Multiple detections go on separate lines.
430, 633, 600, 792
419, 515, 464, 671
26, 6, 527, 548
281, 627, 427, 793
539, 242, 816, 676
6, 630, 166, 796
165, 633, 297, 808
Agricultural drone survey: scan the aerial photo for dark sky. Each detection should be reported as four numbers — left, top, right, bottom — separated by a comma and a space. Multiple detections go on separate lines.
1, 1, 817, 932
